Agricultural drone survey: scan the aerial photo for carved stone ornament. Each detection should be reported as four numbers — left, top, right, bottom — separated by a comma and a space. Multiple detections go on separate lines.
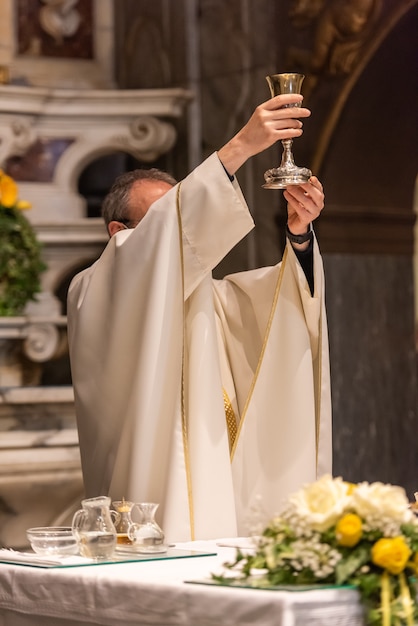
0, 318, 66, 387
0, 118, 37, 166
125, 116, 177, 161
39, 0, 81, 44
23, 322, 61, 363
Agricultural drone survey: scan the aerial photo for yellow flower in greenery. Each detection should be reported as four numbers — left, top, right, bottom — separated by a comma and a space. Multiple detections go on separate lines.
16, 199, 32, 210
336, 513, 362, 547
0, 171, 18, 208
0, 170, 43, 315
371, 536, 411, 575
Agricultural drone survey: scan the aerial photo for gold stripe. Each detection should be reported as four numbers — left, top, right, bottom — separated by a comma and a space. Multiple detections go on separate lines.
175, 183, 195, 539
399, 572, 414, 626
381, 571, 391, 626
231, 247, 288, 460
223, 388, 237, 455
314, 241, 324, 471
315, 294, 322, 470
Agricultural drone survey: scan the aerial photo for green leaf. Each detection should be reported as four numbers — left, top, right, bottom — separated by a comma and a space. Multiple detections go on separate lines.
0, 207, 46, 315
335, 544, 370, 584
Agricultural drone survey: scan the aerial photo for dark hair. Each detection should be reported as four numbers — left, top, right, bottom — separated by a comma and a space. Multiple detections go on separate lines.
101, 168, 177, 227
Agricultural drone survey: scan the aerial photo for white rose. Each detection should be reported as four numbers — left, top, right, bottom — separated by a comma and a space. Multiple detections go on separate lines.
351, 481, 413, 525
288, 475, 351, 532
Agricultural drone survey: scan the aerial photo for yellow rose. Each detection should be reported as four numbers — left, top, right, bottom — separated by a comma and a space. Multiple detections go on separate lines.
371, 536, 411, 575
336, 513, 362, 547
0, 172, 18, 207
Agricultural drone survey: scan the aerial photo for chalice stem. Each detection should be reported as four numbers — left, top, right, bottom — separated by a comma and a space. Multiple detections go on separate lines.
280, 139, 296, 170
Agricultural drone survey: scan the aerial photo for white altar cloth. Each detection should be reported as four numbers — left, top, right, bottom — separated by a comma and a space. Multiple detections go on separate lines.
0, 540, 365, 626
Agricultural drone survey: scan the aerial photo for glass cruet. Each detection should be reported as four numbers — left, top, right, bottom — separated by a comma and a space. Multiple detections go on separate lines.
128, 502, 165, 553
72, 495, 117, 559
112, 498, 137, 545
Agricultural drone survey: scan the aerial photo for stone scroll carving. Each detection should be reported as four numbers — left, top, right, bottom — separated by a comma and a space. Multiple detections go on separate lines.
0, 112, 177, 190
101, 115, 176, 161
56, 115, 178, 191
23, 322, 62, 363
0, 318, 67, 387
126, 116, 177, 161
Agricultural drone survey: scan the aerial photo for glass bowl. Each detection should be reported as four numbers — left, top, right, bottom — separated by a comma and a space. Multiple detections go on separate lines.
26, 526, 79, 556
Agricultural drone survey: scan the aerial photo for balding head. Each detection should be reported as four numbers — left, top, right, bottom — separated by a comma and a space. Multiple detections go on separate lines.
102, 168, 177, 237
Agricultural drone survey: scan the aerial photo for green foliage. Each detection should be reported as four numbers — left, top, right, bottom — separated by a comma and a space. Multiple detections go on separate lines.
335, 543, 370, 584
0, 207, 46, 316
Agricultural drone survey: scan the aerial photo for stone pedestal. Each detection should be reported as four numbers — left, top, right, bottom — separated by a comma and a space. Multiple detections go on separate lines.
0, 316, 67, 387
0, 386, 82, 548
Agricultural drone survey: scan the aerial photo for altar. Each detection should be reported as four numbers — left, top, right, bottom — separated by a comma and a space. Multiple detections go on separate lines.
0, 540, 365, 626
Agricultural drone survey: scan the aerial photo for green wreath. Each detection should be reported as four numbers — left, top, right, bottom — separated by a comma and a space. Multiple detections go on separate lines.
0, 171, 46, 316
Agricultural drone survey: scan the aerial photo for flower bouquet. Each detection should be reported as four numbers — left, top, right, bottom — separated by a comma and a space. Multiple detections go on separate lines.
0, 170, 45, 316
214, 475, 418, 625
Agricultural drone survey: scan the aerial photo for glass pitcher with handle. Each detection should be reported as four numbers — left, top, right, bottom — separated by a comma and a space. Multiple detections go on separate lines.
72, 496, 117, 559
128, 502, 165, 553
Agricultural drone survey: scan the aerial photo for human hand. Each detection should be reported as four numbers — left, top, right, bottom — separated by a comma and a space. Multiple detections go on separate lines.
217, 94, 311, 175
284, 176, 324, 236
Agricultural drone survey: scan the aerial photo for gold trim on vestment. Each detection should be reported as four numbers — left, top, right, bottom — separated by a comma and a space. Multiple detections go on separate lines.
315, 283, 323, 471
229, 242, 323, 468
231, 247, 289, 461
223, 388, 238, 454
176, 183, 195, 539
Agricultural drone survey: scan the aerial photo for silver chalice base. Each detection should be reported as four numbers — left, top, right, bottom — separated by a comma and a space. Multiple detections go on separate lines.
262, 165, 312, 189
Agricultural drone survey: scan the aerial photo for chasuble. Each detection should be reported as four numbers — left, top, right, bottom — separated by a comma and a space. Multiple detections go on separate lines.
67, 152, 332, 542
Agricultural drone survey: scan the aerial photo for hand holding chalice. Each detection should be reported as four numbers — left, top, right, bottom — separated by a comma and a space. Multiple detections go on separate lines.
263, 73, 312, 189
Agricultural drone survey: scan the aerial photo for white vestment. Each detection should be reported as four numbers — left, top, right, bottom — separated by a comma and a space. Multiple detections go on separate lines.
67, 153, 332, 542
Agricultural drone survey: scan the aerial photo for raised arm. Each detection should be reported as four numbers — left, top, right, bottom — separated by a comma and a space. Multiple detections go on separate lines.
218, 93, 324, 252
217, 93, 309, 175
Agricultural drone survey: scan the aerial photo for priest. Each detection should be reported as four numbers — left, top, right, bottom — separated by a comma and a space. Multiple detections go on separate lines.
67, 91, 332, 542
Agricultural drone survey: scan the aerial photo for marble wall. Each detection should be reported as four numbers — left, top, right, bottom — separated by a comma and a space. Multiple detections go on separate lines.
325, 254, 418, 498
0, 385, 82, 548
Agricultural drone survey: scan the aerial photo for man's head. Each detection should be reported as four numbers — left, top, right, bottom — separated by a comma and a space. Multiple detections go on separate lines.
102, 168, 177, 237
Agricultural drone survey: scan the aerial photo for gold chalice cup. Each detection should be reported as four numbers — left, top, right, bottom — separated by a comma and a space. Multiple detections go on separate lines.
263, 73, 312, 189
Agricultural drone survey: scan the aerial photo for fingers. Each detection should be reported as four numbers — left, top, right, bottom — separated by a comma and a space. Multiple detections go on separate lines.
263, 93, 308, 110
284, 177, 325, 232
253, 102, 308, 140
305, 176, 323, 194
285, 178, 324, 214
262, 94, 311, 118
253, 95, 311, 143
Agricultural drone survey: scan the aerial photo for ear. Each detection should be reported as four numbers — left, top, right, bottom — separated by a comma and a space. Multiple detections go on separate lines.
108, 221, 126, 237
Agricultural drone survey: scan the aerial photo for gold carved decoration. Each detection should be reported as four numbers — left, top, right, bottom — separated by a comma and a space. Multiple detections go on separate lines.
288, 0, 381, 102
286, 0, 417, 173
0, 66, 10, 84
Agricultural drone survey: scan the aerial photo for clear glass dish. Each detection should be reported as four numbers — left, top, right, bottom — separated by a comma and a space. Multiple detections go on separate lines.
26, 526, 79, 556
